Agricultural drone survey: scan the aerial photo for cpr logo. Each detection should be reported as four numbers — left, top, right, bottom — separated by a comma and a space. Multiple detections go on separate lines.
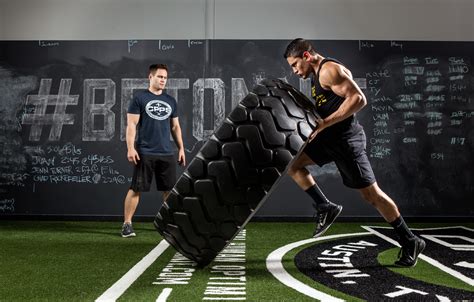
146, 100, 172, 120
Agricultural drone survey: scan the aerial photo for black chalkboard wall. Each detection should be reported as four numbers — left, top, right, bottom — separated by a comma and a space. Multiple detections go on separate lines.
0, 40, 472, 218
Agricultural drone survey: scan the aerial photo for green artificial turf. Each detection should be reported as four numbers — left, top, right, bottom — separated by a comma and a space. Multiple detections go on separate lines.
1, 221, 473, 301
0, 221, 160, 301
378, 248, 474, 293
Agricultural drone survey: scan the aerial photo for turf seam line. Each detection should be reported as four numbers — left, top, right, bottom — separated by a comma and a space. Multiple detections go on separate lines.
95, 240, 170, 302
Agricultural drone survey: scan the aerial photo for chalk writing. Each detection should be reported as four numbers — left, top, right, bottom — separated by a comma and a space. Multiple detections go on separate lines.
22, 79, 79, 141
450, 137, 466, 145
188, 40, 204, 47
0, 198, 14, 212
370, 145, 391, 159
425, 57, 439, 64
390, 41, 403, 50
25, 143, 128, 185
0, 173, 29, 186
158, 40, 175, 51
402, 137, 417, 143
367, 67, 392, 159
364, 53, 471, 164
430, 153, 445, 160
359, 40, 374, 51
127, 40, 138, 53
38, 41, 59, 47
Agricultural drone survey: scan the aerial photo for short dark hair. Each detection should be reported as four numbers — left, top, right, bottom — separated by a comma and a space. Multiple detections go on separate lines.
149, 63, 168, 74
283, 38, 316, 59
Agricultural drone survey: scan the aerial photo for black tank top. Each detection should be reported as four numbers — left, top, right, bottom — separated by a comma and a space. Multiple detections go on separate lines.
312, 58, 362, 138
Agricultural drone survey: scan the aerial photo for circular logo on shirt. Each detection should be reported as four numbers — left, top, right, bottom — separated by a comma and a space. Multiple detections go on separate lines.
145, 100, 172, 120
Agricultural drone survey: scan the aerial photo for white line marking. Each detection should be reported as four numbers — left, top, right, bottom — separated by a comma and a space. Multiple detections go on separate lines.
455, 261, 474, 269
436, 294, 451, 302
95, 240, 170, 302
202, 298, 246, 300
266, 232, 370, 302
207, 282, 246, 285
420, 234, 474, 251
361, 225, 473, 232
156, 288, 172, 302
362, 226, 474, 287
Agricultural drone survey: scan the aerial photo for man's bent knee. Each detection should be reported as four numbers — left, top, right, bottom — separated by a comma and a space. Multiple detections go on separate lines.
358, 182, 380, 202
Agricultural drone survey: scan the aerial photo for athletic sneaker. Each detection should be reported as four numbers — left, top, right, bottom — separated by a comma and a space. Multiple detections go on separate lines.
121, 223, 136, 238
395, 236, 426, 267
312, 203, 343, 238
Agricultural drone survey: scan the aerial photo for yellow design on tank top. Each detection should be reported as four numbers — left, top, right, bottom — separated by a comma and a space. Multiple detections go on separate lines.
312, 85, 327, 107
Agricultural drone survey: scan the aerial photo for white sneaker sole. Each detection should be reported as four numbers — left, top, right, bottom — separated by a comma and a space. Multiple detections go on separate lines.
121, 233, 136, 238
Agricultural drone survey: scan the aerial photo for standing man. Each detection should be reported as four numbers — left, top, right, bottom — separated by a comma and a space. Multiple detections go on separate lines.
121, 64, 185, 238
284, 38, 425, 267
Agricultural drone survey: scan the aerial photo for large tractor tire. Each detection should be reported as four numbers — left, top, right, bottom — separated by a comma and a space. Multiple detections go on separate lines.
154, 78, 319, 266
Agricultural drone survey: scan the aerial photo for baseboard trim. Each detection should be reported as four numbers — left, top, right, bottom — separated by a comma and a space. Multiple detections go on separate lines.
0, 214, 472, 223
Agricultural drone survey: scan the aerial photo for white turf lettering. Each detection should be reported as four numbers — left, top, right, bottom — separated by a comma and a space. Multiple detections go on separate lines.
203, 230, 247, 300
153, 253, 197, 285
325, 269, 370, 278
319, 240, 377, 277
384, 286, 428, 298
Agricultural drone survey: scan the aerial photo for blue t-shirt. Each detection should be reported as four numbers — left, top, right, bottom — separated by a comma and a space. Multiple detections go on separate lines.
128, 90, 178, 155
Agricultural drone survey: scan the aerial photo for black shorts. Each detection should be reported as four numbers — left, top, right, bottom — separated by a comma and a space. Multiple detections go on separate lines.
130, 154, 176, 192
303, 130, 376, 189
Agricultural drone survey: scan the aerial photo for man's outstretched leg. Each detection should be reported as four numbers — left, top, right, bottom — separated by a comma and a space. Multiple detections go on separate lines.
288, 153, 343, 237
359, 182, 425, 267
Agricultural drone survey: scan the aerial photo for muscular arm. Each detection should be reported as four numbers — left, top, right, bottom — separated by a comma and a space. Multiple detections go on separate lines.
316, 62, 367, 133
170, 117, 186, 166
126, 113, 140, 164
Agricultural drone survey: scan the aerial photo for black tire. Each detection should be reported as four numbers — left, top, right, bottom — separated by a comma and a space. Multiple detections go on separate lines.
154, 78, 319, 266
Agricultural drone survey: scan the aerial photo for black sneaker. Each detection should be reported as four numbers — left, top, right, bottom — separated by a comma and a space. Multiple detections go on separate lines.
395, 236, 426, 267
121, 223, 136, 238
312, 203, 343, 238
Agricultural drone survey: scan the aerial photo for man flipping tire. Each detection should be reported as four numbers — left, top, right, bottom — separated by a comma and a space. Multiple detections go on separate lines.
284, 38, 425, 267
